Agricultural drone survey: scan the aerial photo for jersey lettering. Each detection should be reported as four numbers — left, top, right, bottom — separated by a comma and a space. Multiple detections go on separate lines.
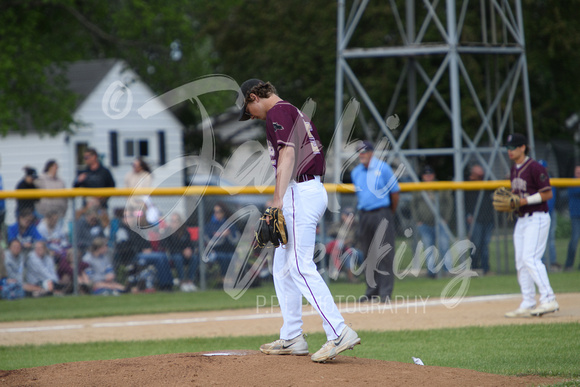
512, 177, 527, 193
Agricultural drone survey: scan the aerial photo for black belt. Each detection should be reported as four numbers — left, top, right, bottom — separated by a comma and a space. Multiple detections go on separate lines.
360, 206, 389, 213
297, 174, 316, 183
521, 211, 548, 218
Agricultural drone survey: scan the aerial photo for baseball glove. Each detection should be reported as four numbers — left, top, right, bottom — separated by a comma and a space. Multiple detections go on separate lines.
254, 207, 288, 248
492, 187, 521, 213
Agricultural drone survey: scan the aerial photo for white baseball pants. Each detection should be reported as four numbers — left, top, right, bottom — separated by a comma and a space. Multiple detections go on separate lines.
274, 177, 346, 341
513, 212, 556, 308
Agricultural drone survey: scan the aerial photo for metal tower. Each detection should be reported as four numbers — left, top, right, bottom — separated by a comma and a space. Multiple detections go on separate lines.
334, 0, 533, 238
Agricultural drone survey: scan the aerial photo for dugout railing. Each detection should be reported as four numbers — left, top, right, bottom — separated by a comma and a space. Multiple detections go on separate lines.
0, 179, 578, 298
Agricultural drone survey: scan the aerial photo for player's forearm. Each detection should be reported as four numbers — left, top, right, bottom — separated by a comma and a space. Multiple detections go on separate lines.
390, 192, 399, 212
273, 147, 295, 208
522, 189, 552, 206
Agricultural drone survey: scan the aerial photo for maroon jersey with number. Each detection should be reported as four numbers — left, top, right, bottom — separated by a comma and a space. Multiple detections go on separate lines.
510, 158, 551, 216
265, 101, 325, 178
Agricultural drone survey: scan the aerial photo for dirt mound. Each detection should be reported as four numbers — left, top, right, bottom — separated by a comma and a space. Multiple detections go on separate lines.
0, 351, 563, 386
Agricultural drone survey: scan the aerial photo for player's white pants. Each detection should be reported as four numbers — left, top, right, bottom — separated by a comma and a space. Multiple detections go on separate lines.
274, 177, 346, 341
513, 212, 556, 308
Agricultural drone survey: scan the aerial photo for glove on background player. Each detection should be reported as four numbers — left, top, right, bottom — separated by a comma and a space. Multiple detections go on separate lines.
492, 187, 521, 213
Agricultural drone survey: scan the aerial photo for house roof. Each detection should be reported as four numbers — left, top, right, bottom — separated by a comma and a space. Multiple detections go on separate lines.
65, 58, 119, 101
198, 107, 265, 145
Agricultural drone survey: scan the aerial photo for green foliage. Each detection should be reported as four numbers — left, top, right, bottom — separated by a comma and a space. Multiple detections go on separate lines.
524, 0, 580, 140
0, 0, 232, 142
1, 1, 580, 155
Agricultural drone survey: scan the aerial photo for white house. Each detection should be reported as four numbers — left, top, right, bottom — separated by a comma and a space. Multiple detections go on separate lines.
0, 59, 185, 224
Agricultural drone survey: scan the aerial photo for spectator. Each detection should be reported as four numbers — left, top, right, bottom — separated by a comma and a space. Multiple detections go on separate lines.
411, 165, 453, 278
58, 248, 91, 295
464, 164, 495, 275
37, 210, 70, 258
204, 203, 240, 279
7, 208, 43, 253
75, 196, 110, 226
35, 159, 68, 219
15, 166, 39, 217
125, 157, 153, 189
25, 240, 65, 296
73, 147, 115, 209
114, 211, 175, 291
161, 212, 199, 292
565, 164, 580, 271
124, 158, 155, 224
108, 207, 125, 248
0, 170, 6, 232
3, 239, 40, 299
75, 199, 107, 255
326, 207, 363, 283
83, 237, 125, 295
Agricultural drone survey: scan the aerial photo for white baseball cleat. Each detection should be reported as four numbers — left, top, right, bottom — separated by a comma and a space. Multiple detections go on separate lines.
530, 300, 559, 317
505, 308, 533, 318
260, 333, 309, 356
311, 326, 361, 363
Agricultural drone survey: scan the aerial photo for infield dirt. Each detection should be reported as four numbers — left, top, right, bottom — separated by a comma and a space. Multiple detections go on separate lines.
1, 293, 578, 386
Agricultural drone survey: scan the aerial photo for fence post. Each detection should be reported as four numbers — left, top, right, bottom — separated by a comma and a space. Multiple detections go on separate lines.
70, 197, 78, 296
434, 192, 441, 278
198, 197, 206, 291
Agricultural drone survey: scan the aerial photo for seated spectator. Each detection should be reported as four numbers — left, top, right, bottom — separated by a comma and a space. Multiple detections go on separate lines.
326, 207, 364, 283
3, 239, 42, 299
114, 211, 175, 291
161, 212, 199, 292
57, 248, 91, 295
25, 240, 65, 296
75, 199, 107, 255
7, 208, 44, 253
83, 237, 125, 295
204, 203, 240, 279
108, 207, 125, 248
0, 170, 6, 232
37, 210, 70, 259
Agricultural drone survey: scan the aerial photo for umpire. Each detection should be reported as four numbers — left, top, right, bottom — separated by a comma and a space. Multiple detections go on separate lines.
351, 141, 400, 303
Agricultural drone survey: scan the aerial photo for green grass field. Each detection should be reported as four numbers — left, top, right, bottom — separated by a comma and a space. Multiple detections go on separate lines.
1, 270, 579, 385
1, 270, 578, 322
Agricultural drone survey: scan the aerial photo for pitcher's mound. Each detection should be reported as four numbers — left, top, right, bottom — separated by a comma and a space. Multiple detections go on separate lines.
0, 351, 564, 386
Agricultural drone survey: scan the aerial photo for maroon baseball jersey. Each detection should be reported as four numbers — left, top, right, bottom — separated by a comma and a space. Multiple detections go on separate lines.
510, 158, 551, 216
265, 101, 325, 178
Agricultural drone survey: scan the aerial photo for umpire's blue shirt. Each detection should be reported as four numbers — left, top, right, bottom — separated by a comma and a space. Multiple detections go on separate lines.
351, 157, 401, 211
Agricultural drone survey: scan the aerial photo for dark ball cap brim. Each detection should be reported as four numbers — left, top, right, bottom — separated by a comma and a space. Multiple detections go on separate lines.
505, 133, 527, 147
238, 78, 264, 121
356, 140, 374, 153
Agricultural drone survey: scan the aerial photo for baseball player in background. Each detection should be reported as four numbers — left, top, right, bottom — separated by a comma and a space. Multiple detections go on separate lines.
503, 133, 559, 318
238, 79, 360, 362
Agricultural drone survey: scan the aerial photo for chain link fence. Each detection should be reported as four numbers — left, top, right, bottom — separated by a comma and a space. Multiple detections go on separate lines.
1, 180, 578, 300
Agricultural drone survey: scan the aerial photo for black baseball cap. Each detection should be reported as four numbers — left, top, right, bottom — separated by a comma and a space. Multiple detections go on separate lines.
24, 167, 38, 178
238, 78, 264, 121
505, 133, 527, 148
357, 140, 374, 153
422, 165, 435, 175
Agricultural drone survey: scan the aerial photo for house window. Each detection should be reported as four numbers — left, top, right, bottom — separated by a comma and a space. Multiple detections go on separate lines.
124, 139, 149, 158
76, 142, 89, 169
